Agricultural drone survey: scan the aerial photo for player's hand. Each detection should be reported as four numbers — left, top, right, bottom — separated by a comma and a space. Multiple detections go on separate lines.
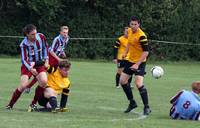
30, 68, 38, 76
122, 53, 127, 59
59, 58, 64, 62
130, 64, 139, 71
44, 60, 49, 68
113, 59, 117, 64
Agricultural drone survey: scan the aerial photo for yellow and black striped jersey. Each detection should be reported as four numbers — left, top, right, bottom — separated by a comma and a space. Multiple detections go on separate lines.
47, 66, 70, 94
127, 27, 149, 63
114, 36, 129, 60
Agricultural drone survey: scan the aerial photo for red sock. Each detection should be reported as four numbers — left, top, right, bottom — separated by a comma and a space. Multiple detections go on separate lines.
7, 88, 22, 107
31, 86, 44, 105
27, 77, 38, 88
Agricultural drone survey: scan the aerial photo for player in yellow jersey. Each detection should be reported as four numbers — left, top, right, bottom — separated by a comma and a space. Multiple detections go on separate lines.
113, 27, 132, 88
119, 16, 151, 115
28, 60, 71, 112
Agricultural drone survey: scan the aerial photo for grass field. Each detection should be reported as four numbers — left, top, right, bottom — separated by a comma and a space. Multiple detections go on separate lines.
0, 58, 200, 128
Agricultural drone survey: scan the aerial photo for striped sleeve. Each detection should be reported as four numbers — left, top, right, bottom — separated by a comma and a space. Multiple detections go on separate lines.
139, 36, 149, 52
39, 33, 48, 59
20, 44, 31, 70
50, 37, 59, 53
170, 90, 184, 104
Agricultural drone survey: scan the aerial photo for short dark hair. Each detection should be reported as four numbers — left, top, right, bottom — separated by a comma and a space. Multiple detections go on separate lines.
22, 24, 37, 36
130, 16, 140, 24
59, 60, 71, 69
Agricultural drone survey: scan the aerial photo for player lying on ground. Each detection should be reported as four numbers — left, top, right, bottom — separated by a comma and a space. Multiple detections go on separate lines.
28, 60, 71, 112
170, 81, 200, 120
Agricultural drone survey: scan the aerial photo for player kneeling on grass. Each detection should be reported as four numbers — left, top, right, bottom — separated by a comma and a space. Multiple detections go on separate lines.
170, 81, 200, 120
28, 60, 71, 112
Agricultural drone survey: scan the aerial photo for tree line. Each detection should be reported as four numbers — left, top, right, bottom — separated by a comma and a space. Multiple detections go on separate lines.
0, 0, 199, 61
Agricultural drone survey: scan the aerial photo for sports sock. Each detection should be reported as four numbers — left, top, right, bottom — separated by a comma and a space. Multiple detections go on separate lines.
31, 86, 44, 105
60, 94, 68, 108
139, 85, 149, 108
7, 88, 22, 107
121, 83, 133, 100
49, 96, 57, 109
27, 77, 37, 88
115, 73, 120, 87
128, 76, 132, 85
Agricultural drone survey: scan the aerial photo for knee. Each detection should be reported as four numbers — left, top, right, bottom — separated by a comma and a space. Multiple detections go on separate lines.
39, 78, 48, 87
134, 80, 143, 88
18, 83, 29, 92
119, 77, 127, 85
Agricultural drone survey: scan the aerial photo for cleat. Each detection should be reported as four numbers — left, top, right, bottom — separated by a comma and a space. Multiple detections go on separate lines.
5, 105, 12, 110
130, 85, 134, 89
124, 103, 137, 113
27, 104, 38, 112
24, 88, 31, 94
59, 107, 69, 112
143, 107, 151, 115
51, 108, 60, 113
116, 86, 121, 89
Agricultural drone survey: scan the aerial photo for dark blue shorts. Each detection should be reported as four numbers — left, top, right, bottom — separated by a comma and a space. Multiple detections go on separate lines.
117, 60, 128, 68
38, 95, 49, 107
123, 61, 146, 76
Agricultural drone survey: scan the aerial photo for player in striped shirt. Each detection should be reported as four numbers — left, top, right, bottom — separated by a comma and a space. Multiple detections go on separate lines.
6, 24, 49, 109
25, 26, 70, 93
170, 81, 200, 120
49, 25, 70, 67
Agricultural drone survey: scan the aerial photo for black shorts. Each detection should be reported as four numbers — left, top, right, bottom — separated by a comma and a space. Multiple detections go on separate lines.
123, 61, 146, 76
117, 60, 128, 68
38, 95, 49, 107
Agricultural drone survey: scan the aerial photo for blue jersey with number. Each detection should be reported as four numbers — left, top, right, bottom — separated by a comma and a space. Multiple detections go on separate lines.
170, 90, 200, 120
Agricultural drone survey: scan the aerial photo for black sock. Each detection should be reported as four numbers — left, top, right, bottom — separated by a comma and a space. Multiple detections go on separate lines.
115, 73, 120, 87
49, 96, 57, 109
128, 76, 132, 85
60, 94, 68, 108
138, 85, 149, 108
121, 83, 133, 100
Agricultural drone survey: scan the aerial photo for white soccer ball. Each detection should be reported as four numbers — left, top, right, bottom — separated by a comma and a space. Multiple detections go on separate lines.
151, 66, 164, 79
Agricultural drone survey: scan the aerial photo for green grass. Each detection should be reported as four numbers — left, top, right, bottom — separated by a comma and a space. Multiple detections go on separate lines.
0, 58, 200, 128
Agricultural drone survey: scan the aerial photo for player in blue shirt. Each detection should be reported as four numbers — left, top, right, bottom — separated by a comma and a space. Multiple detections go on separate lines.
170, 81, 200, 120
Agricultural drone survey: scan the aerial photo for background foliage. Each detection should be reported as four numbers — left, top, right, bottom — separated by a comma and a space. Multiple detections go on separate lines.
0, 0, 200, 60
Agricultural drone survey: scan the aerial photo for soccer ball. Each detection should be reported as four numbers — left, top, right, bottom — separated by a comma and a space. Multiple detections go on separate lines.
151, 66, 164, 79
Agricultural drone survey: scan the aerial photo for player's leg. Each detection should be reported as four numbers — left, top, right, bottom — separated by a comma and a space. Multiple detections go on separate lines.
36, 71, 48, 88
25, 77, 38, 93
115, 68, 123, 88
59, 88, 70, 112
120, 71, 137, 113
27, 85, 45, 112
44, 87, 58, 112
135, 63, 151, 115
6, 75, 29, 109
28, 67, 47, 107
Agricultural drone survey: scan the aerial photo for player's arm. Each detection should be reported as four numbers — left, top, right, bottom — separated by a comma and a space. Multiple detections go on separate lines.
122, 42, 130, 59
40, 34, 49, 68
50, 51, 62, 62
136, 36, 149, 65
113, 39, 120, 60
47, 66, 57, 73
170, 90, 183, 104
50, 38, 63, 62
